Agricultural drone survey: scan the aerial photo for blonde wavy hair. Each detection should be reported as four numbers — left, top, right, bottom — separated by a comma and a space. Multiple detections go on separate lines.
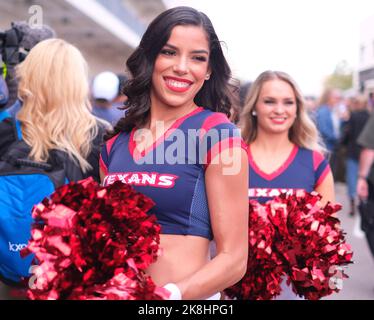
17, 38, 99, 172
239, 70, 325, 153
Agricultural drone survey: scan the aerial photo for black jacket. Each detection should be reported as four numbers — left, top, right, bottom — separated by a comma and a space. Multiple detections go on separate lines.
0, 117, 106, 182
341, 110, 370, 160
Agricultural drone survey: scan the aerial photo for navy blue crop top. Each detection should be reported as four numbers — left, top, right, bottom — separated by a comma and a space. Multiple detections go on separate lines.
247, 144, 331, 203
100, 107, 246, 240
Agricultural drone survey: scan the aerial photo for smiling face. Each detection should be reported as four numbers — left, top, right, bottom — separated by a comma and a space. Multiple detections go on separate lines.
255, 79, 297, 136
150, 25, 211, 110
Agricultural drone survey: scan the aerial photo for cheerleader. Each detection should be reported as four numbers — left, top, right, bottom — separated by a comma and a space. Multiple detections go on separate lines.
99, 7, 248, 300
239, 70, 335, 299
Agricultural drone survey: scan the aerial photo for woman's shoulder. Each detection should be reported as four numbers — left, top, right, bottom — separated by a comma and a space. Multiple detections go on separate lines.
298, 146, 328, 168
298, 146, 324, 155
198, 108, 237, 129
199, 107, 229, 118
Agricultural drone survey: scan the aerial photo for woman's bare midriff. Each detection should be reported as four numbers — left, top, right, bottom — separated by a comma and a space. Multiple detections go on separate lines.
145, 234, 210, 286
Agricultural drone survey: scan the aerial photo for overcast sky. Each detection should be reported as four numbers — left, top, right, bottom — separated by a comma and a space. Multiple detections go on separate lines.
162, 0, 374, 96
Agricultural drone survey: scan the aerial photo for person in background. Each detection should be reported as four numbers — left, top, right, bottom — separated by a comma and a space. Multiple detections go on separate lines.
228, 80, 242, 124
14, 39, 108, 180
341, 95, 370, 216
368, 92, 374, 111
304, 95, 318, 121
0, 38, 108, 298
99, 6, 248, 300
240, 70, 334, 300
91, 71, 125, 125
0, 76, 10, 120
239, 81, 252, 109
316, 88, 344, 180
357, 111, 374, 258
112, 73, 129, 108
2, 21, 56, 110
5, 99, 22, 118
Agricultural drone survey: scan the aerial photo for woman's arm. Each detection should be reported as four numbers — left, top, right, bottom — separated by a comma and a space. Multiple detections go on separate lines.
99, 167, 105, 184
315, 171, 335, 205
175, 147, 249, 299
357, 148, 374, 200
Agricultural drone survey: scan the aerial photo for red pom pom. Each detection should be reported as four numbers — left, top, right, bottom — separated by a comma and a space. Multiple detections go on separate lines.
225, 201, 284, 300
23, 178, 168, 300
225, 191, 353, 300
271, 192, 353, 300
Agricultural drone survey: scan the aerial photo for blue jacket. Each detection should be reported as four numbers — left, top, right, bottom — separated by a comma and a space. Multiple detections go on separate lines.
316, 105, 338, 151
6, 99, 22, 118
0, 76, 9, 108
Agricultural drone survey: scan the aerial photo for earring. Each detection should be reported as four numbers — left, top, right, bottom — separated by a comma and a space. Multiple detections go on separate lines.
252, 110, 257, 116
205, 74, 210, 80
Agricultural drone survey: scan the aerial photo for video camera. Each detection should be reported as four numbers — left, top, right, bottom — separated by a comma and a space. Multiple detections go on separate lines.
0, 21, 56, 68
0, 24, 26, 67
0, 22, 55, 109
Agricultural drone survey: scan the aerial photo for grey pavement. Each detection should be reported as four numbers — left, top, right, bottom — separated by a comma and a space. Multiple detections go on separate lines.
323, 183, 374, 300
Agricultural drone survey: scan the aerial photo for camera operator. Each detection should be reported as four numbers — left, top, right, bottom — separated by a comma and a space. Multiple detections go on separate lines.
0, 21, 55, 110
0, 75, 10, 120
357, 111, 374, 259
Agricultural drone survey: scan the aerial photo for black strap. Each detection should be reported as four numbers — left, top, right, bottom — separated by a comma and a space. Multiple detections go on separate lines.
12, 158, 53, 171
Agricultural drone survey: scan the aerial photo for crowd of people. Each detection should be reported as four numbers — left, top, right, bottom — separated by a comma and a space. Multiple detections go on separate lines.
1, 6, 374, 300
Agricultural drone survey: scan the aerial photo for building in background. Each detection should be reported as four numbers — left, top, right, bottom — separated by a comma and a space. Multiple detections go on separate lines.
356, 14, 374, 96
0, 0, 166, 76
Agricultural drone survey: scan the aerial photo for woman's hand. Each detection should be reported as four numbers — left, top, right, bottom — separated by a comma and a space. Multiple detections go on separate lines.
357, 176, 369, 201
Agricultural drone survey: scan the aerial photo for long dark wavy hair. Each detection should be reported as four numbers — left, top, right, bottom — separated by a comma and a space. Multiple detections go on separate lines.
106, 6, 234, 139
